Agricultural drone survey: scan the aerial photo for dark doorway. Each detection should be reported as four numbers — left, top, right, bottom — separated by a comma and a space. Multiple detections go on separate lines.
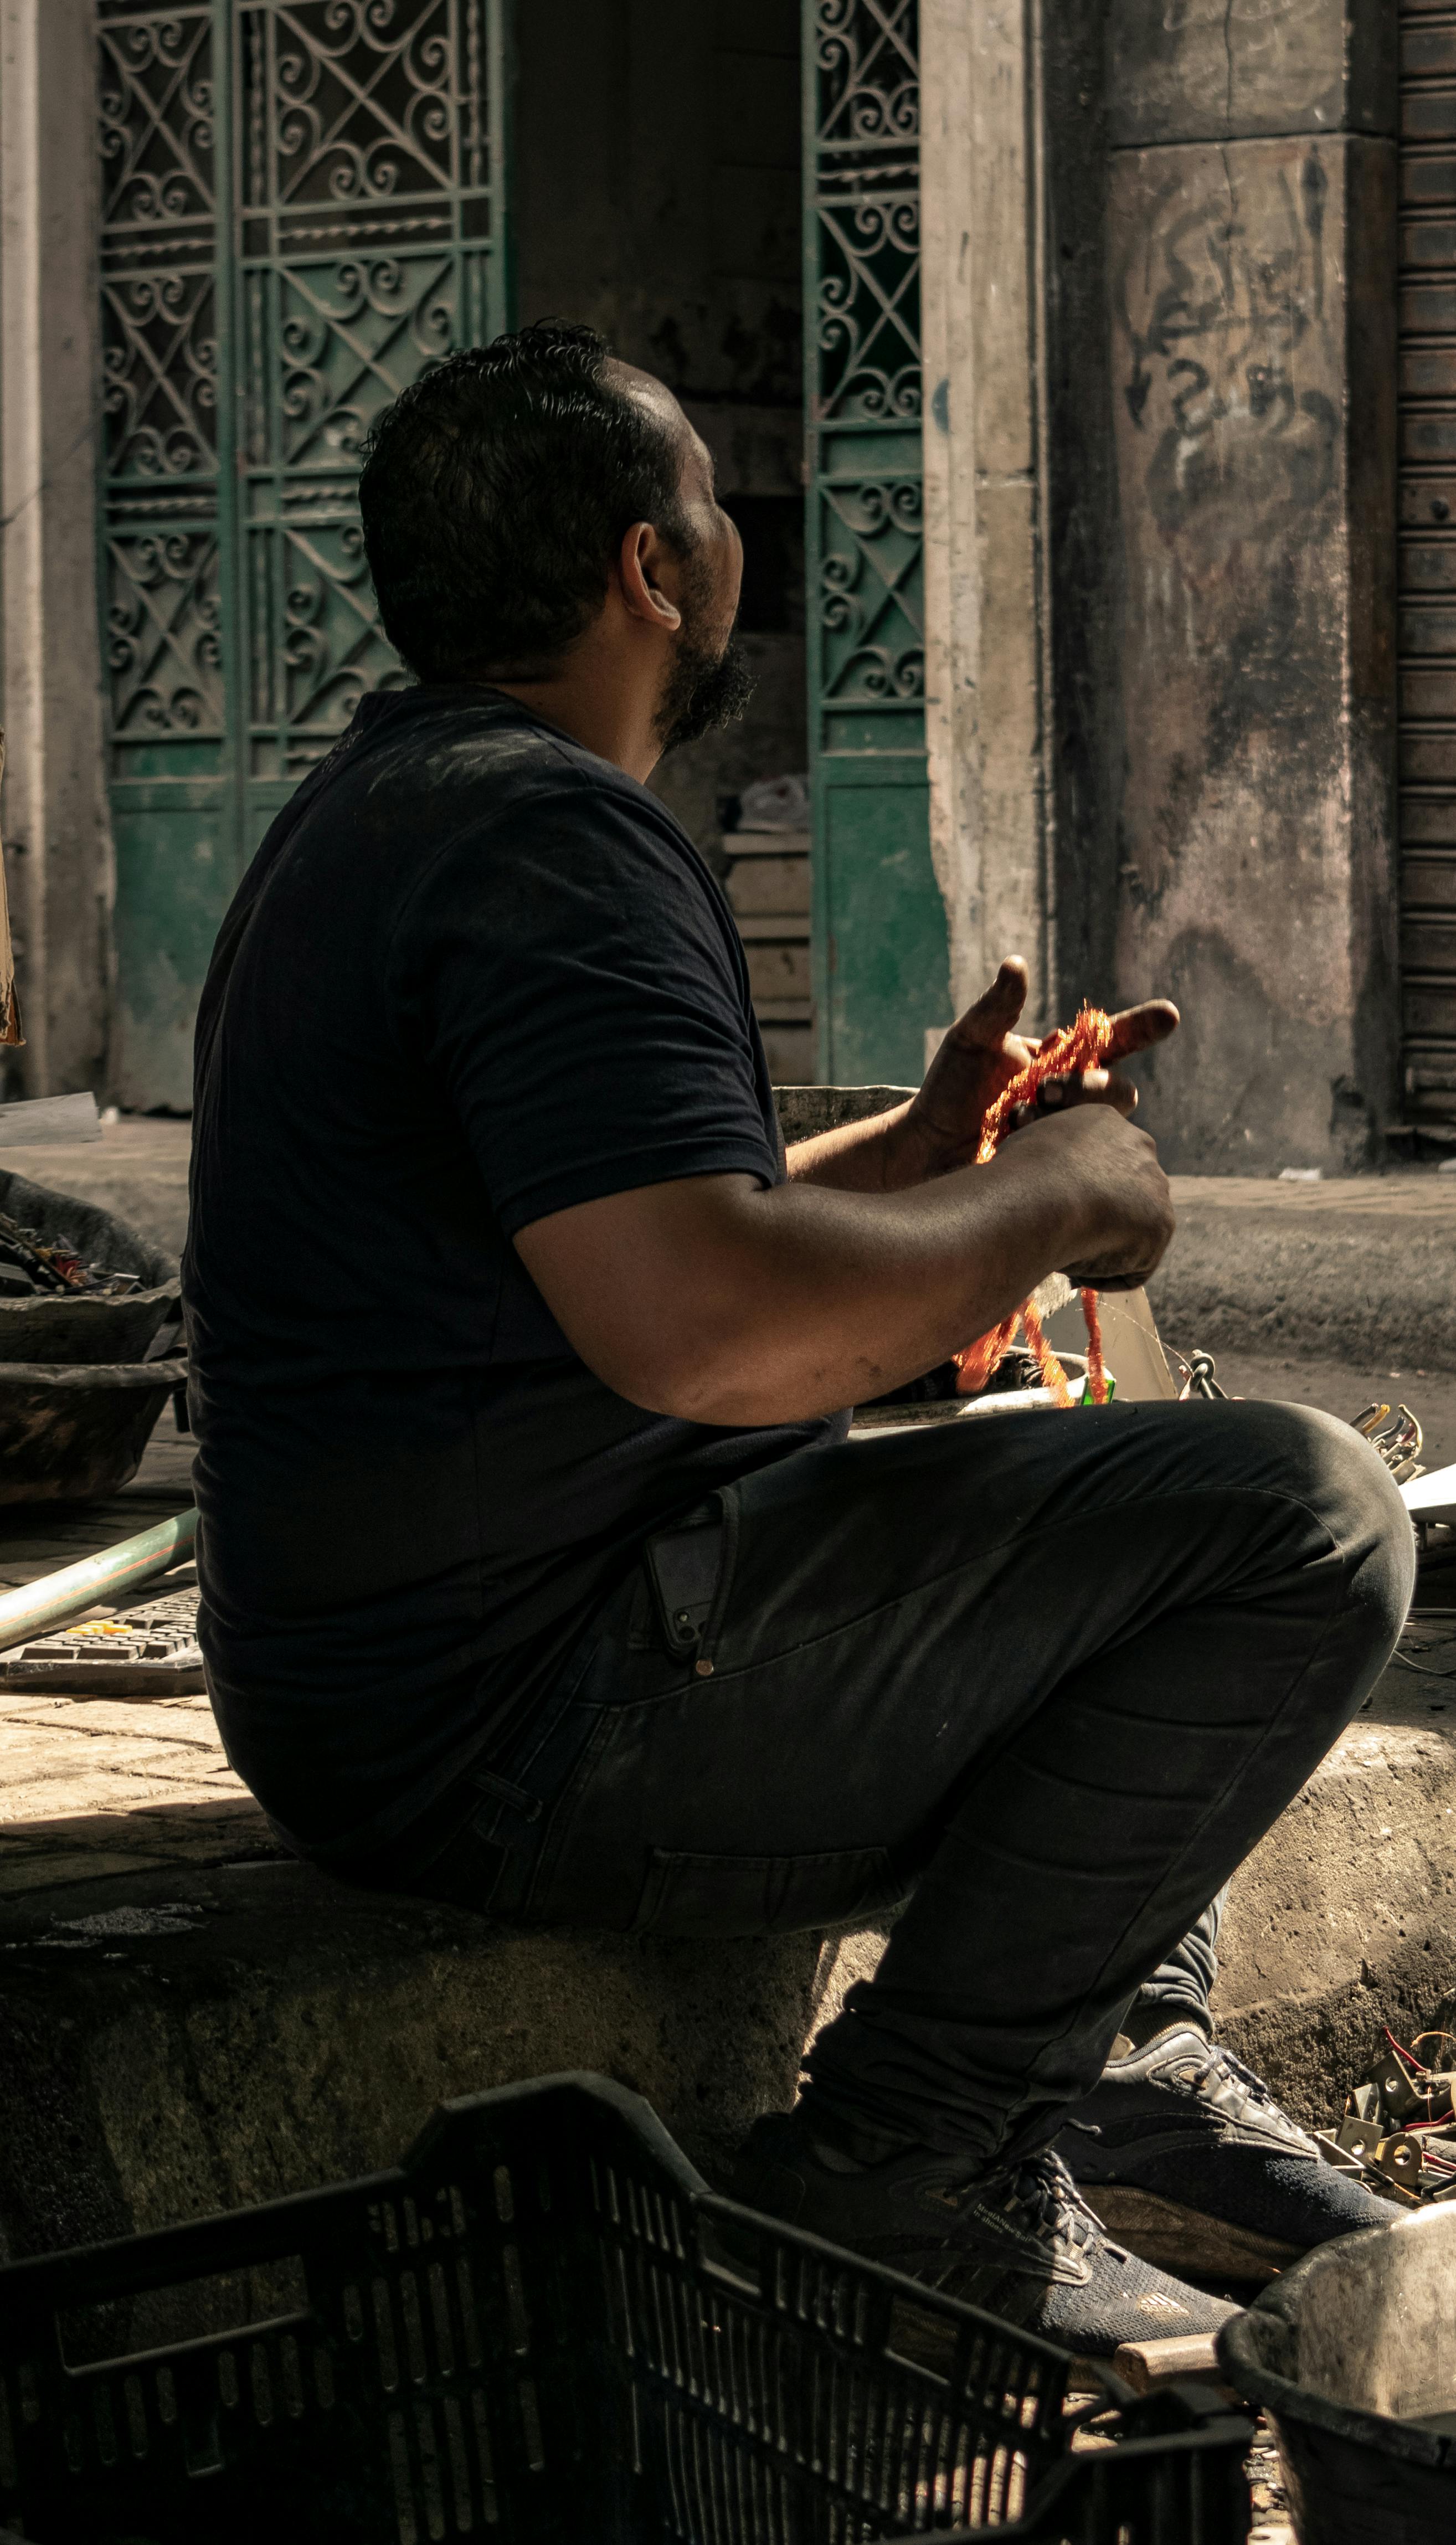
512, 0, 812, 1078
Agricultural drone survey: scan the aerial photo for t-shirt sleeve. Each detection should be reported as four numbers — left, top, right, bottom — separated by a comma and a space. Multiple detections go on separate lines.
393, 776, 780, 1235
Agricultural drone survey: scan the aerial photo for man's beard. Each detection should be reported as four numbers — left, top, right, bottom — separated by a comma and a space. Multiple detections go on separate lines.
655, 557, 756, 750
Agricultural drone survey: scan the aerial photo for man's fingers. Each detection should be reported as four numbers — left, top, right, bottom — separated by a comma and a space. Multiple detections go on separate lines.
1105, 998, 1180, 1061
1013, 1067, 1139, 1127
950, 955, 1030, 1048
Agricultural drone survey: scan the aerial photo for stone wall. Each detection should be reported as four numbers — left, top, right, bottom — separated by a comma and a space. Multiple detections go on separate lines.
1103, 0, 1400, 1173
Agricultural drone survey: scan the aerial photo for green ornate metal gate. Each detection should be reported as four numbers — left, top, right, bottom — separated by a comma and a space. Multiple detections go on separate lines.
804, 0, 948, 1087
97, 0, 508, 1107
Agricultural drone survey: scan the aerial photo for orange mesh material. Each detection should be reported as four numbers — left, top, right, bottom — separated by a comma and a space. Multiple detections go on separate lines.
953, 1005, 1115, 1406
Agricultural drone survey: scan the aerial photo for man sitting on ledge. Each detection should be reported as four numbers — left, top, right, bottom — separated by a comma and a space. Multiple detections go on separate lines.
183, 322, 1409, 2357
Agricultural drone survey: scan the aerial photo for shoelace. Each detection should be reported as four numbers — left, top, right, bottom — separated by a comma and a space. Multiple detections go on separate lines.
984, 2148, 1102, 2256
1177, 2037, 1306, 2140
1191, 2039, 1287, 2114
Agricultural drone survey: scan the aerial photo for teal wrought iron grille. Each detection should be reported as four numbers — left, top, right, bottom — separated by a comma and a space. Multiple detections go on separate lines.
804, 0, 949, 1086
96, 0, 508, 1108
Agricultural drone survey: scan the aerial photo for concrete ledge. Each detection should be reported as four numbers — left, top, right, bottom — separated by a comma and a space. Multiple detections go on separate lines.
0, 1860, 870, 2261
2, 1667, 1452, 2264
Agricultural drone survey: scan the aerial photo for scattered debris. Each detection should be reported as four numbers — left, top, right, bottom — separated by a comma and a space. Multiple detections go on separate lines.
1245, 2423, 1292, 2545
1277, 1166, 1323, 1182
1354, 1400, 1425, 1483
0, 1206, 142, 1298
1315, 1998, 1456, 2204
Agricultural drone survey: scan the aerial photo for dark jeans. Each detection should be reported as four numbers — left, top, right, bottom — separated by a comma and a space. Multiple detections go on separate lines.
353, 1399, 1411, 2165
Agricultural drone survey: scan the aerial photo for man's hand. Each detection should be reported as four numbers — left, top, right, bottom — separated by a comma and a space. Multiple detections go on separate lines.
995, 1105, 1176, 1292
784, 958, 1180, 1195
892, 957, 1180, 1185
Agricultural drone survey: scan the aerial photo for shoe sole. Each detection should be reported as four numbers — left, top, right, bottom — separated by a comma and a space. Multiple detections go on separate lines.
1082, 2184, 1300, 2282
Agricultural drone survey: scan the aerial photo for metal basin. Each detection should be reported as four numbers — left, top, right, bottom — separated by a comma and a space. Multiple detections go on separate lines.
1220, 2204, 1456, 2543
0, 1168, 182, 1501
0, 1164, 177, 1363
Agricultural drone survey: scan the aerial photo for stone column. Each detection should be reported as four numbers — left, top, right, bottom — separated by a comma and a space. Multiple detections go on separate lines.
0, 0, 113, 1098
1106, 0, 1398, 1172
919, 0, 1051, 1042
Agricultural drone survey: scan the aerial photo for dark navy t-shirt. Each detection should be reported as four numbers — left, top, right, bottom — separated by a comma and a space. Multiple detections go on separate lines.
183, 687, 838, 1859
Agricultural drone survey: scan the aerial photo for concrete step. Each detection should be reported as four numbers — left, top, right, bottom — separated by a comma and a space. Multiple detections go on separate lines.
0, 1856, 842, 2261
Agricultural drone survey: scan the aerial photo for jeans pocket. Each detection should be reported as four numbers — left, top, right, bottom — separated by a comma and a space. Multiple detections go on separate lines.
630, 1844, 904, 1939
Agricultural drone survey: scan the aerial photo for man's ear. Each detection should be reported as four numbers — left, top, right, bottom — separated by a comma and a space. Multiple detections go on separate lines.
618, 521, 682, 633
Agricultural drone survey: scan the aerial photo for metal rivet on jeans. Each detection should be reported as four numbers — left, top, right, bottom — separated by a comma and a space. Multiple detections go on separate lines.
694, 1658, 714, 1678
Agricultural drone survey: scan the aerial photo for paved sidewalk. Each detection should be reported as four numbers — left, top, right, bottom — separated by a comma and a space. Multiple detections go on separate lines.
1149, 1171, 1456, 1372
0, 1431, 276, 1899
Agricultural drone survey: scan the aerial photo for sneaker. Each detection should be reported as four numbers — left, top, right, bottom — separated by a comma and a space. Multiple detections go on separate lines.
730, 2105, 1237, 2357
1053, 2022, 1396, 2281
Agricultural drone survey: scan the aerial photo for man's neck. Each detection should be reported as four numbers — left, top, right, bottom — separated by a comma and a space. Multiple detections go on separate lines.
480, 653, 663, 784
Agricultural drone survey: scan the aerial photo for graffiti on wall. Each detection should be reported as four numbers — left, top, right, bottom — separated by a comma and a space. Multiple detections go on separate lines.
1115, 145, 1337, 593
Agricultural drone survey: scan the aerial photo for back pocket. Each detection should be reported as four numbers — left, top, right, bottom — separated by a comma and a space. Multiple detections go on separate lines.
632, 1845, 905, 1938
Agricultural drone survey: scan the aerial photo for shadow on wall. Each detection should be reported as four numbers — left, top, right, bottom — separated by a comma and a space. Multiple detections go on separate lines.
1130, 928, 1374, 1172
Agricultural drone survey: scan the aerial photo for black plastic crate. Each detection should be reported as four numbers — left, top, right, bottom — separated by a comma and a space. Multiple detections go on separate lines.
0, 2073, 1252, 2542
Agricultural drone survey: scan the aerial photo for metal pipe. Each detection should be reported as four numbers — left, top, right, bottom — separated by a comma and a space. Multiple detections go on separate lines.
0, 1507, 198, 1656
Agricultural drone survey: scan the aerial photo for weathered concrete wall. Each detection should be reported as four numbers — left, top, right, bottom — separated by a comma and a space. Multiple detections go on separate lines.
0, 0, 114, 1101
1106, 0, 1400, 1173
920, 0, 1051, 1040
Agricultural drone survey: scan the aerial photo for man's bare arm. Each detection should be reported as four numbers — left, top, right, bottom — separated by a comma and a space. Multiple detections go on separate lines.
513, 1105, 1174, 1427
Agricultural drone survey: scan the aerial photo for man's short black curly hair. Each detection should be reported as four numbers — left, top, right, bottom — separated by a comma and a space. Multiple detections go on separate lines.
357, 321, 693, 682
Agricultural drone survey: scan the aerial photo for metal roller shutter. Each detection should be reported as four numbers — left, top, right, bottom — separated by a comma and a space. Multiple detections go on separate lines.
1400, 0, 1456, 1133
